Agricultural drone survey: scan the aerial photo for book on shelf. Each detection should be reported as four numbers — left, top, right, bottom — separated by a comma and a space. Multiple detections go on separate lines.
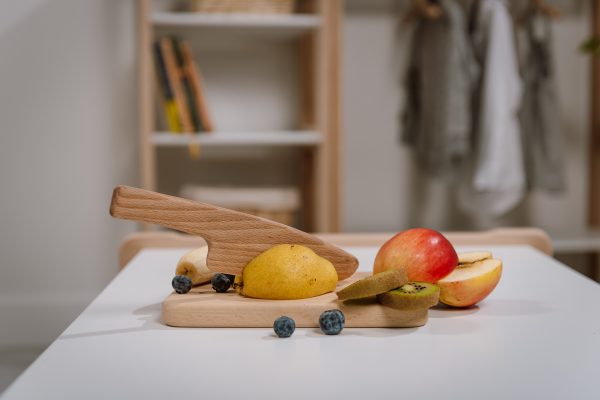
153, 36, 214, 134
171, 37, 203, 132
159, 37, 194, 133
179, 40, 214, 132
153, 42, 181, 133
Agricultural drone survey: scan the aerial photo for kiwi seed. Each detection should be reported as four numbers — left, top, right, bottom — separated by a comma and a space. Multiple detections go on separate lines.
377, 282, 440, 310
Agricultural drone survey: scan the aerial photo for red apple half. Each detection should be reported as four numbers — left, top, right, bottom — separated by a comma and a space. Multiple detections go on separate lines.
438, 258, 502, 307
373, 228, 458, 283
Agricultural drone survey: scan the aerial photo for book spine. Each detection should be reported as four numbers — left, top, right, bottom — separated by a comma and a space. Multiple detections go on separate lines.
159, 37, 194, 133
153, 42, 181, 133
180, 41, 214, 132
172, 36, 203, 133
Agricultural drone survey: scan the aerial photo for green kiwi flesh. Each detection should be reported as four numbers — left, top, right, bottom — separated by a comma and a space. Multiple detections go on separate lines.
377, 282, 440, 310
336, 269, 408, 301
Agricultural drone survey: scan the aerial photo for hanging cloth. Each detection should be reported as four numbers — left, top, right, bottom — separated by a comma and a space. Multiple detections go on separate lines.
519, 10, 565, 192
458, 0, 525, 216
401, 0, 479, 181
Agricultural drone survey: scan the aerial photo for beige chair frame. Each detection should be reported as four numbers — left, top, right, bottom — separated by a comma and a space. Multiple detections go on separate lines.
118, 228, 552, 269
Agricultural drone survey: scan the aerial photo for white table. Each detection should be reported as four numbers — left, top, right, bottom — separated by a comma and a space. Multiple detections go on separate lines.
3, 245, 600, 400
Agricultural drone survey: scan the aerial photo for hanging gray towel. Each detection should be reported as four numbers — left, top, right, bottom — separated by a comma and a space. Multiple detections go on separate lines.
519, 10, 565, 192
402, 0, 479, 181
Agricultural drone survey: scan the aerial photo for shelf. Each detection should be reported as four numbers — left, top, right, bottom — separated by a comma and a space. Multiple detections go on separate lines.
552, 230, 600, 253
140, 0, 341, 231
151, 12, 321, 30
152, 131, 322, 147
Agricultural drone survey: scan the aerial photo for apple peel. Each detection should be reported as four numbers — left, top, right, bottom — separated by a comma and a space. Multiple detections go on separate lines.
373, 228, 458, 283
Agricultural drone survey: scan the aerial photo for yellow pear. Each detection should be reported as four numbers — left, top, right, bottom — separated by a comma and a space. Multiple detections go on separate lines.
236, 244, 338, 300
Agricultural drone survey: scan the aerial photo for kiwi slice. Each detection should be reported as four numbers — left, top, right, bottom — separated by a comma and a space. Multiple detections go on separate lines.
336, 269, 408, 301
377, 282, 440, 310
458, 251, 492, 265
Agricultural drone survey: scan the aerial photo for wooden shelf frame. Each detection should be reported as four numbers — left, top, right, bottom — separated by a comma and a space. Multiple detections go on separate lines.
591, 0, 600, 228
138, 0, 155, 191
136, 0, 342, 232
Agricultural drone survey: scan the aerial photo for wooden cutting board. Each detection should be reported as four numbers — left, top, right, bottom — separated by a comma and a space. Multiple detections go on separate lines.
162, 272, 428, 328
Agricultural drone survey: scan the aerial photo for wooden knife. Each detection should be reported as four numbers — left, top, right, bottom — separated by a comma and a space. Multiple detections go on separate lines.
110, 186, 359, 280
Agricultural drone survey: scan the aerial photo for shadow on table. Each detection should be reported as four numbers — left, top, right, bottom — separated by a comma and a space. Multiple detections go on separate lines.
474, 298, 552, 316
309, 327, 419, 338
261, 327, 419, 340
430, 298, 552, 318
58, 303, 171, 340
429, 303, 480, 318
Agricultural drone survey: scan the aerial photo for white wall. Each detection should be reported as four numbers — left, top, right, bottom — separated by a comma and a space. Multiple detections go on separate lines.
0, 0, 138, 347
342, 0, 590, 237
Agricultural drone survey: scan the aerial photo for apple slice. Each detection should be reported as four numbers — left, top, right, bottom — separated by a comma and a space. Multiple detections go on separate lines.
437, 258, 502, 307
458, 251, 492, 265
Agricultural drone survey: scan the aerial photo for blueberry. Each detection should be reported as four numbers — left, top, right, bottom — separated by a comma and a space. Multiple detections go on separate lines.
273, 316, 296, 338
330, 309, 345, 324
211, 273, 231, 293
225, 274, 236, 284
319, 309, 345, 335
172, 275, 192, 294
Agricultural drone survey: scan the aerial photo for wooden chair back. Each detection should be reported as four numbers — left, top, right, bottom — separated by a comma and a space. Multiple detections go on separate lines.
118, 227, 552, 269
316, 228, 553, 255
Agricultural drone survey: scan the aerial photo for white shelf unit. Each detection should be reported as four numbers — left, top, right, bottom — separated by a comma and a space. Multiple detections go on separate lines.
152, 131, 322, 146
138, 0, 342, 231
151, 11, 321, 30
